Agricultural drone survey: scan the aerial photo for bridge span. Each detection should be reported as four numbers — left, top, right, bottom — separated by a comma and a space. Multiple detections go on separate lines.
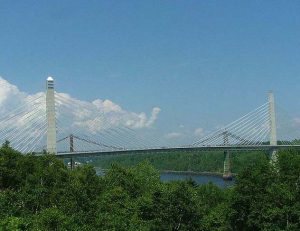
56, 145, 300, 159
1, 77, 300, 180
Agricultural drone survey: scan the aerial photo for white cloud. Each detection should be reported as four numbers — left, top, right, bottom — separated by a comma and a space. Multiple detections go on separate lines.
0, 77, 161, 136
0, 78, 40, 113
194, 127, 205, 137
61, 98, 161, 133
146, 107, 161, 127
0, 78, 45, 128
92, 99, 122, 113
164, 132, 184, 139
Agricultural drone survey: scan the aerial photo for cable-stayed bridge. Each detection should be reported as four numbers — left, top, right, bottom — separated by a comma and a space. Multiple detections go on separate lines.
0, 77, 299, 179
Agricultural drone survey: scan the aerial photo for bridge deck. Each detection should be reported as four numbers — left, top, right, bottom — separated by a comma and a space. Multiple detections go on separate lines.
55, 145, 300, 158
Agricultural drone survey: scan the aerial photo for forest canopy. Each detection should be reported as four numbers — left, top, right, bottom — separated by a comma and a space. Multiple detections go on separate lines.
1, 144, 300, 230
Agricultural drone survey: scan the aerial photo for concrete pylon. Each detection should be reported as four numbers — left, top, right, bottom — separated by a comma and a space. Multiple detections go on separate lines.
269, 91, 277, 146
268, 91, 277, 161
46, 77, 57, 154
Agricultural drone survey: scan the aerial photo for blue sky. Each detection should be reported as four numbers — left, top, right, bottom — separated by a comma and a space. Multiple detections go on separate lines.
1, 0, 300, 141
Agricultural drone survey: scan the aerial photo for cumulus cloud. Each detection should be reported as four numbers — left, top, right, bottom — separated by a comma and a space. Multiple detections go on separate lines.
0, 78, 42, 113
92, 99, 122, 113
194, 127, 205, 137
0, 77, 161, 136
0, 78, 45, 129
57, 95, 161, 133
146, 107, 161, 127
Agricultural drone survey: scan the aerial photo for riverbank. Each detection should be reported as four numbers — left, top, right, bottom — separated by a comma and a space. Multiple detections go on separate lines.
95, 167, 237, 177
160, 170, 224, 177
95, 167, 236, 178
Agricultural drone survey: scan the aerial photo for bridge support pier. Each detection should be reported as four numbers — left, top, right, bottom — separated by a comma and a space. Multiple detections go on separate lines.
70, 157, 74, 170
223, 150, 233, 180
269, 148, 278, 163
69, 134, 75, 170
222, 131, 233, 180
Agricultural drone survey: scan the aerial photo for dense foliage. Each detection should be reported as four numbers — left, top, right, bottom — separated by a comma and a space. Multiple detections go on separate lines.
89, 150, 267, 174
1, 144, 300, 230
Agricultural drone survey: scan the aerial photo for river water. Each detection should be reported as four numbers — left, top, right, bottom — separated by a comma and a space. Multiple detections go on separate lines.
160, 172, 235, 188
95, 168, 234, 188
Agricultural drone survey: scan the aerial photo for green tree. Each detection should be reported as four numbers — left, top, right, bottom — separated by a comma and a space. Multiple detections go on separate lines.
33, 207, 72, 231
0, 216, 28, 231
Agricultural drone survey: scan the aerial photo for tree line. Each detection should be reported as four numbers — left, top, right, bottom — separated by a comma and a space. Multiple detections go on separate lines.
1, 143, 300, 230
89, 150, 267, 174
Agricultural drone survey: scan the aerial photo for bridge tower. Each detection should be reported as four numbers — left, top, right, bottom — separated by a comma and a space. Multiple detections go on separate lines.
268, 91, 277, 161
46, 77, 57, 154
269, 91, 277, 146
70, 134, 74, 152
69, 134, 75, 169
223, 130, 232, 180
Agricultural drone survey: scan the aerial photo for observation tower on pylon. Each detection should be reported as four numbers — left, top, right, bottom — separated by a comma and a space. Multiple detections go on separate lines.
46, 77, 57, 154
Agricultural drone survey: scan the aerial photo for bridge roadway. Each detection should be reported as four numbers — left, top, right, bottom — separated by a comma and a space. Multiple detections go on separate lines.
55, 145, 300, 158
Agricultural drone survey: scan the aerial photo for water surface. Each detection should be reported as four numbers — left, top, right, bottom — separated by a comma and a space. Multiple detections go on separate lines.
160, 172, 234, 188
96, 168, 235, 188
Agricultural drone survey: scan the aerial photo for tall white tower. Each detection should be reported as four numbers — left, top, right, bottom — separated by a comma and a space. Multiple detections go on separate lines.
46, 77, 57, 154
269, 91, 277, 146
